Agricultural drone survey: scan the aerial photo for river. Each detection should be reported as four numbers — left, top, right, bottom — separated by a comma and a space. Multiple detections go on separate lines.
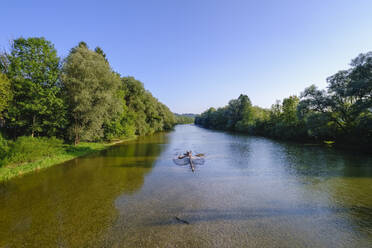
0, 124, 371, 247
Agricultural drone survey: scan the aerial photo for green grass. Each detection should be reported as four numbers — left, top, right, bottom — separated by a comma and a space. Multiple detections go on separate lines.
0, 137, 136, 182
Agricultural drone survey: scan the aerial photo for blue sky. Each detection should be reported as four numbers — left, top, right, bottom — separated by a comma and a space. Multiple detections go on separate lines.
2, 0, 372, 113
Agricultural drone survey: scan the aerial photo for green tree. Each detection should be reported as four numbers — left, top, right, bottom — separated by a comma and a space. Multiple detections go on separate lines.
226, 94, 252, 130
196, 50, 372, 147
282, 96, 299, 125
62, 43, 122, 144
0, 52, 9, 74
0, 73, 12, 119
94, 47, 107, 61
103, 102, 136, 140
121, 77, 150, 135
157, 102, 176, 130
174, 114, 194, 124
348, 52, 372, 108
5, 37, 65, 137
120, 76, 175, 135
299, 64, 371, 142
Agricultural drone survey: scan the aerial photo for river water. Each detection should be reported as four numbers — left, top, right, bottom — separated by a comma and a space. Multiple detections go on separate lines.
0, 124, 371, 247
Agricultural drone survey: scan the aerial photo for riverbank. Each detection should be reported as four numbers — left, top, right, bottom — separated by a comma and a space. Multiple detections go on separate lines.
195, 124, 372, 154
0, 137, 137, 182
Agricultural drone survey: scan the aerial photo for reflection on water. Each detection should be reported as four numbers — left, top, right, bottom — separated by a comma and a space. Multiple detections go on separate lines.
0, 133, 168, 247
0, 125, 371, 247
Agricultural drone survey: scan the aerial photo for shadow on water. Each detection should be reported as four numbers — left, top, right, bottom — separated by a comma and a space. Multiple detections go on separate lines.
225, 132, 372, 178
149, 206, 372, 229
0, 132, 168, 247
280, 143, 372, 178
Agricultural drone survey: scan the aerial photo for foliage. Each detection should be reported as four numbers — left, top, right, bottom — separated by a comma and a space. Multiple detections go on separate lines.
4, 37, 66, 137
103, 102, 136, 140
1, 37, 175, 145
3, 136, 63, 165
195, 94, 254, 131
174, 114, 195, 124
0, 133, 9, 163
120, 76, 175, 136
62, 43, 123, 144
196, 52, 372, 148
0, 73, 12, 119
0, 36, 177, 179
297, 52, 372, 145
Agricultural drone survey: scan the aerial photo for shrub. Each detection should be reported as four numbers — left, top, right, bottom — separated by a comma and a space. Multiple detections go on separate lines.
0, 134, 9, 165
6, 136, 64, 165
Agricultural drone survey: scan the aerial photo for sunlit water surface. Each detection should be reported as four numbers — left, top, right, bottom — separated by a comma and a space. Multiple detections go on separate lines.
1, 125, 371, 247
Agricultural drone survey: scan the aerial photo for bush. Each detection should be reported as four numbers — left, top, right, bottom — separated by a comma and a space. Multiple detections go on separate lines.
0, 134, 9, 165
6, 136, 64, 165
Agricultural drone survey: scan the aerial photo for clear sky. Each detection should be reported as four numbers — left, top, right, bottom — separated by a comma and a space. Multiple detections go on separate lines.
2, 0, 372, 113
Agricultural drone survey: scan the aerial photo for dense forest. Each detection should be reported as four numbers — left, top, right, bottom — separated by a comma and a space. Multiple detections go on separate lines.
0, 37, 177, 167
195, 52, 372, 149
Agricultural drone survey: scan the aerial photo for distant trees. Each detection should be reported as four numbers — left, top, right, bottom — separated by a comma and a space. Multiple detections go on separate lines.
174, 114, 194, 124
0, 37, 176, 145
196, 51, 372, 148
261, 95, 306, 140
195, 94, 254, 131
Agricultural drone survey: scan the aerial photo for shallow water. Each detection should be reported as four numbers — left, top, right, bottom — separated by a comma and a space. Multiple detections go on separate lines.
1, 124, 371, 247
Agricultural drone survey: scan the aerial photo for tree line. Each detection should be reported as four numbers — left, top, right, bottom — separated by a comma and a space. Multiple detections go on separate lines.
0, 37, 176, 145
195, 52, 372, 149
174, 114, 195, 124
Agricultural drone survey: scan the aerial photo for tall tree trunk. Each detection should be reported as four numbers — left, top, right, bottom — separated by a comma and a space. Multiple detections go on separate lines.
74, 123, 80, 146
31, 115, 36, 137
74, 135, 80, 146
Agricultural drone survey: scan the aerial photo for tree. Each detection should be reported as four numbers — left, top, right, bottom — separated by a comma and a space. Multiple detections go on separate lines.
298, 85, 338, 140
120, 76, 175, 136
226, 94, 252, 130
77, 41, 88, 49
62, 43, 122, 144
0, 73, 12, 120
282, 96, 299, 125
174, 114, 194, 124
121, 77, 150, 135
5, 37, 65, 137
196, 50, 372, 147
0, 51, 9, 74
103, 101, 136, 140
158, 103, 176, 129
299, 62, 371, 142
348, 52, 372, 108
95, 47, 107, 61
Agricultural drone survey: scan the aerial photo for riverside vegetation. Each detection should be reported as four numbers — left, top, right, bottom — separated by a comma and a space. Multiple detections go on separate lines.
174, 113, 195, 124
195, 51, 372, 151
0, 37, 181, 181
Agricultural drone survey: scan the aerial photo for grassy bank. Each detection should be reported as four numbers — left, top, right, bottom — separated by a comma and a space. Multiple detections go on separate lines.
0, 137, 136, 182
